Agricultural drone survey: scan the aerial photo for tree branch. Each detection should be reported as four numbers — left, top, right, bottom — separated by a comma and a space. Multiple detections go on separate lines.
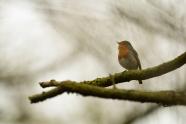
40, 51, 186, 88
29, 51, 186, 104
29, 82, 186, 105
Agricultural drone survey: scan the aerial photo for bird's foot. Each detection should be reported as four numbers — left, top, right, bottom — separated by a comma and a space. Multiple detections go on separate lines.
109, 74, 117, 89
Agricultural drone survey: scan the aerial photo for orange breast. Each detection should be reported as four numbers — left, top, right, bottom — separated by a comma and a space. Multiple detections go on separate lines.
118, 45, 129, 60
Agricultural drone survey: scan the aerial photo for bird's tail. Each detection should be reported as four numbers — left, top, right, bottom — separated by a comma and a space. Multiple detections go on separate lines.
137, 58, 143, 84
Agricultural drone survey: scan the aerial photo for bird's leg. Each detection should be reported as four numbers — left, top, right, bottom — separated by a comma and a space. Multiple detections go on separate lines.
109, 74, 117, 89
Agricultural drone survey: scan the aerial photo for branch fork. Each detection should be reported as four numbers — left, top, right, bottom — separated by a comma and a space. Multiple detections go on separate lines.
29, 52, 186, 105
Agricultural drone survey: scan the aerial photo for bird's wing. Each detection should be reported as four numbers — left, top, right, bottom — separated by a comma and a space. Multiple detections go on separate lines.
132, 49, 142, 70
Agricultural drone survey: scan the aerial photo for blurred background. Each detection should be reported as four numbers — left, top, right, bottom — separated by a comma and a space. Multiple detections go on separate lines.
0, 0, 186, 124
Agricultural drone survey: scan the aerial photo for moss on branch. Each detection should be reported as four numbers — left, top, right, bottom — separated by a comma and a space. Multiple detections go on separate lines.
29, 51, 186, 104
29, 82, 186, 105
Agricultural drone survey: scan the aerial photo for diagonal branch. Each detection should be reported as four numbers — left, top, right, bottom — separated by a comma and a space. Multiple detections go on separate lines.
40, 51, 186, 88
29, 51, 186, 104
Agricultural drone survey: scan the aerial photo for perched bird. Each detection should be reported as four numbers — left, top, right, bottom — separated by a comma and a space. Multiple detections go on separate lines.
118, 41, 142, 84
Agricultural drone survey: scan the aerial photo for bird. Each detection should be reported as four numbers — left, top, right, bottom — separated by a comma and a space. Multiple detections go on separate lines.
118, 40, 143, 84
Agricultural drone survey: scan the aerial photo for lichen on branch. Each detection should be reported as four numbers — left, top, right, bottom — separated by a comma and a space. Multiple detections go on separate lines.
29, 51, 186, 105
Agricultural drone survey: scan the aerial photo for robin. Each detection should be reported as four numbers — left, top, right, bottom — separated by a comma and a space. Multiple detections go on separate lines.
118, 41, 143, 84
